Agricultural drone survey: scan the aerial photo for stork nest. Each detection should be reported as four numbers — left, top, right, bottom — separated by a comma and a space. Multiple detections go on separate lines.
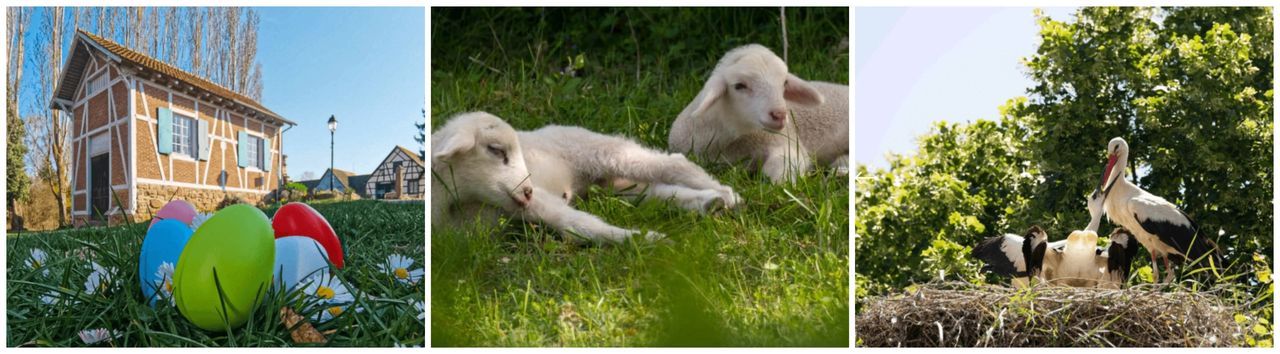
856, 281, 1246, 347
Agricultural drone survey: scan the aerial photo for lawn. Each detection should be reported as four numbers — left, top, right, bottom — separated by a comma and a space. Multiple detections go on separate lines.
430, 8, 849, 346
6, 200, 425, 347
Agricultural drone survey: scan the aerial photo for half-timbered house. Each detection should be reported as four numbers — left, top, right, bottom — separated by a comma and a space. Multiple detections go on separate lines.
50, 30, 294, 226
363, 146, 424, 199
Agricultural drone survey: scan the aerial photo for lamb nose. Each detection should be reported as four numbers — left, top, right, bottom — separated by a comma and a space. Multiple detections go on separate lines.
522, 186, 533, 200
770, 110, 787, 122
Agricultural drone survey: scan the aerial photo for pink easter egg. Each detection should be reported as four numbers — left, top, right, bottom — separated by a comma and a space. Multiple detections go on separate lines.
150, 200, 197, 227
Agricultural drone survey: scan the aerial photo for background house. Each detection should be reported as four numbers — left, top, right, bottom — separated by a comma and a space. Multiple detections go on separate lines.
363, 146, 424, 199
52, 30, 294, 226
298, 146, 422, 200
301, 168, 369, 198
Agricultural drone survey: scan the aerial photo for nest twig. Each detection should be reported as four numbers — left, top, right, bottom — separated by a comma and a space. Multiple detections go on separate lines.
856, 281, 1243, 347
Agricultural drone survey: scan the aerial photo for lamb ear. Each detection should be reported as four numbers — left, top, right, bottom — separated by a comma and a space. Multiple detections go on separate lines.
691, 72, 727, 116
432, 132, 475, 164
784, 73, 824, 106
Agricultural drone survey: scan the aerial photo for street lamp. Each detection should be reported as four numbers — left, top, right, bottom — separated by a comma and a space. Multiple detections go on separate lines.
328, 115, 337, 196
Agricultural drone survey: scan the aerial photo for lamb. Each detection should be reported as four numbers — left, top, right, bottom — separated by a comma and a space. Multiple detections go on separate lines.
431, 111, 741, 244
669, 44, 849, 183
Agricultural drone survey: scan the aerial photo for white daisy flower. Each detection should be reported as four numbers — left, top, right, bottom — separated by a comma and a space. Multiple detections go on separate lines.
78, 328, 121, 345
153, 262, 176, 305
378, 254, 424, 285
413, 299, 424, 321
84, 262, 116, 295
300, 273, 355, 322
40, 290, 77, 306
26, 248, 50, 276
191, 212, 214, 231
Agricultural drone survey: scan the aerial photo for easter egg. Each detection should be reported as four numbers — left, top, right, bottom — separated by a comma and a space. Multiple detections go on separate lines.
273, 236, 332, 291
139, 219, 193, 306
272, 202, 344, 268
150, 200, 197, 227
173, 204, 275, 332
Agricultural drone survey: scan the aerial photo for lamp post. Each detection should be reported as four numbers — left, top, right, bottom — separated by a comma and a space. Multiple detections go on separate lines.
327, 115, 337, 195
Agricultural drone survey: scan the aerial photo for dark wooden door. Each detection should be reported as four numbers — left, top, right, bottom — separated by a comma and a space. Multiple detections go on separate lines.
375, 182, 393, 199
90, 154, 110, 218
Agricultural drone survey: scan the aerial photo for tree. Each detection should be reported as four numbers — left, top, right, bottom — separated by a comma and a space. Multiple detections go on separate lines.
1019, 6, 1273, 265
856, 99, 1042, 295
7, 8, 31, 228
26, 7, 74, 227
299, 171, 317, 181
416, 108, 426, 159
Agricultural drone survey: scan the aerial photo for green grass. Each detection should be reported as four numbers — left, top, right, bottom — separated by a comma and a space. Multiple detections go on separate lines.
430, 8, 848, 347
6, 200, 425, 347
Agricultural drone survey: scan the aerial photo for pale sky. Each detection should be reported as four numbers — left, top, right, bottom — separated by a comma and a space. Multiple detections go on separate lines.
855, 7, 1076, 170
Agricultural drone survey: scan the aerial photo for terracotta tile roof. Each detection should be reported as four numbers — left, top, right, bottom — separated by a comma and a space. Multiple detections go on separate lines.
59, 30, 293, 125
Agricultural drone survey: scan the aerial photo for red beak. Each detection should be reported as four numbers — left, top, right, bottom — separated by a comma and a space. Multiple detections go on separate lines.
1099, 154, 1118, 191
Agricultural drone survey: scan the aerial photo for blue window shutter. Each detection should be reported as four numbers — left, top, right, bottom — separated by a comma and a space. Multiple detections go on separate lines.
237, 131, 249, 168
197, 119, 210, 160
262, 137, 272, 172
157, 108, 173, 154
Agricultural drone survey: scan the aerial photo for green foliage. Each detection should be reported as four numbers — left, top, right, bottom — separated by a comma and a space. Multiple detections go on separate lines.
7, 110, 31, 211
1020, 7, 1273, 260
431, 8, 848, 346
858, 4, 1271, 290
285, 182, 308, 193
856, 103, 1040, 295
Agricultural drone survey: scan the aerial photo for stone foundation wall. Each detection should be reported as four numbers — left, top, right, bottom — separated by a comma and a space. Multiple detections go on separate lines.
73, 183, 271, 227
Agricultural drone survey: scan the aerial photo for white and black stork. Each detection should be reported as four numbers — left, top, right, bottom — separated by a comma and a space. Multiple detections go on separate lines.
971, 225, 1049, 288
1095, 137, 1222, 283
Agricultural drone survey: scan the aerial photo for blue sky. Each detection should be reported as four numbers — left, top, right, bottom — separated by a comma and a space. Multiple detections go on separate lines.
257, 7, 424, 179
855, 7, 1076, 170
16, 7, 425, 180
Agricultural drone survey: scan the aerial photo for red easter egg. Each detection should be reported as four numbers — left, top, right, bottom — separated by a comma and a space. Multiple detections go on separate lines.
271, 202, 344, 268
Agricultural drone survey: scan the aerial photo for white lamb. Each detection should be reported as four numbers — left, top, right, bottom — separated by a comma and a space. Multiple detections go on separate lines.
669, 44, 849, 183
431, 112, 741, 244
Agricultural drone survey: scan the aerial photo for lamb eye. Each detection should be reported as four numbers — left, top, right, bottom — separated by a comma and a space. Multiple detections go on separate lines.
733, 83, 748, 91
486, 144, 508, 165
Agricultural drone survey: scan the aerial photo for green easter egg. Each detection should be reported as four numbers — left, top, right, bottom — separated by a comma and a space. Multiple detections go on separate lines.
173, 204, 275, 331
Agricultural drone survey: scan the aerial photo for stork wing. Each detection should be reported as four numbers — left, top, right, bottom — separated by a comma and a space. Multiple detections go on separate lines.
1129, 195, 1202, 261
972, 234, 1026, 277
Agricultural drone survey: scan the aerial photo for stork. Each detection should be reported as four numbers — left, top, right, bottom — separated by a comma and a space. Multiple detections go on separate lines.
1099, 227, 1141, 287
1095, 137, 1222, 283
971, 225, 1048, 288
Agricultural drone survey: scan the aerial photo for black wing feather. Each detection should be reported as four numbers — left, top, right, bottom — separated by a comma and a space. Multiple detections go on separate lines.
1135, 210, 1218, 266
972, 235, 1022, 277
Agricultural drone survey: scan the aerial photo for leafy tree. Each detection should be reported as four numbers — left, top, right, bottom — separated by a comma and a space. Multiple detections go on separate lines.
7, 110, 30, 227
857, 7, 1273, 296
1020, 6, 1273, 267
856, 100, 1042, 295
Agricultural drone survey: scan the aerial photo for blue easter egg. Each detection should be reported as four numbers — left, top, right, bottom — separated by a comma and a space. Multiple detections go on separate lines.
273, 236, 333, 291
139, 219, 193, 306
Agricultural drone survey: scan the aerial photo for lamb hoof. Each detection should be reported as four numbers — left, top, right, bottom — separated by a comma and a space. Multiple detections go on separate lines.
697, 191, 738, 214
640, 230, 667, 242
